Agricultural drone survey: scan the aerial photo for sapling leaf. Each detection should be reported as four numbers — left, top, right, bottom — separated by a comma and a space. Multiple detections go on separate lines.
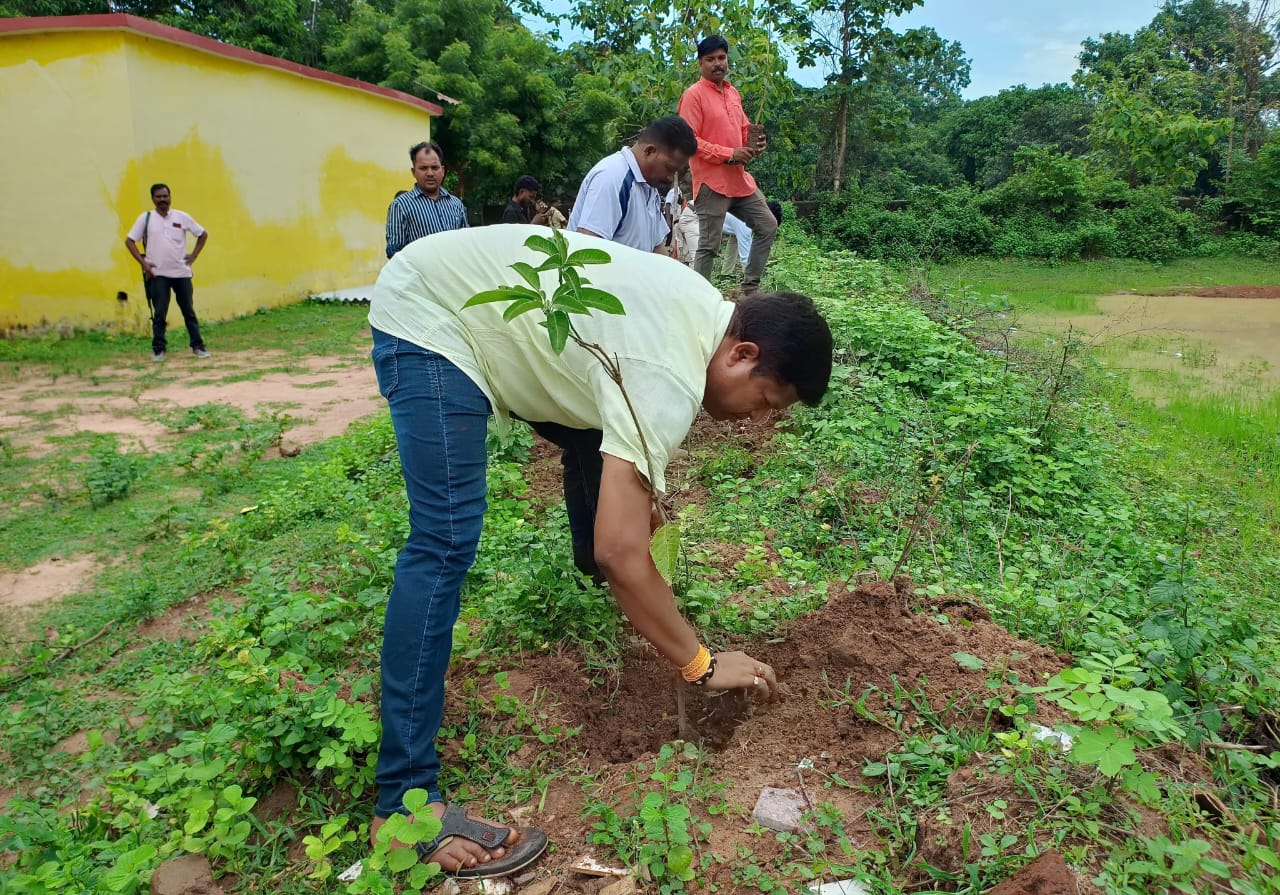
567, 247, 612, 266
543, 311, 571, 353
523, 234, 558, 257
510, 261, 543, 291
551, 291, 591, 315
578, 287, 626, 315
463, 287, 537, 308
952, 652, 985, 670
387, 845, 419, 873
650, 522, 681, 584
503, 298, 543, 322
402, 789, 430, 815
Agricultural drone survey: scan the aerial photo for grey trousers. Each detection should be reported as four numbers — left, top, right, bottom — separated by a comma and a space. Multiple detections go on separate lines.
691, 185, 777, 289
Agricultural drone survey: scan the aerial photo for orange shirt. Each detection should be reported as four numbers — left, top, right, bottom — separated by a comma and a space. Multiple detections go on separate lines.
677, 77, 757, 199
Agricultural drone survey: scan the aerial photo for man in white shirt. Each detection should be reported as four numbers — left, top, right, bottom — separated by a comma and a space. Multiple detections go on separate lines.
125, 184, 210, 361
568, 116, 697, 252
366, 225, 833, 876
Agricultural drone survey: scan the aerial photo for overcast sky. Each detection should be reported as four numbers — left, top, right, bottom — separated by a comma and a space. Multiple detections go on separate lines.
529, 1, 1164, 99
885, 0, 1163, 98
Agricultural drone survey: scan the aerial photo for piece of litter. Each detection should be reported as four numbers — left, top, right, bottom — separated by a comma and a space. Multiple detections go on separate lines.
804, 879, 873, 895
1029, 723, 1074, 752
337, 861, 362, 882
570, 854, 630, 877
753, 786, 812, 833
796, 757, 816, 771
600, 874, 640, 895
143, 801, 160, 819
477, 878, 514, 894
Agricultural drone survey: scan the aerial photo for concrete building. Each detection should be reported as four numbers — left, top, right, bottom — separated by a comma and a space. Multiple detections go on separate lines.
0, 14, 442, 334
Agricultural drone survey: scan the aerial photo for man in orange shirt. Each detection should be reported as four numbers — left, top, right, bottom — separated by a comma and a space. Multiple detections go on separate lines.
677, 34, 778, 294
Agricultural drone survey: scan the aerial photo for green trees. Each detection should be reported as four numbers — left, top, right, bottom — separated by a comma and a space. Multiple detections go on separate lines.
324, 0, 624, 203
1078, 0, 1279, 185
937, 85, 1092, 188
6, 0, 1276, 257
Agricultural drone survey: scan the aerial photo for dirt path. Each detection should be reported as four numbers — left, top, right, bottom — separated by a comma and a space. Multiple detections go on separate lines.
1, 348, 380, 458
0, 345, 381, 614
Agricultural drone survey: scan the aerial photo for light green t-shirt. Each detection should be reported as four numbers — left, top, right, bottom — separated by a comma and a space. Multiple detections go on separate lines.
367, 225, 735, 493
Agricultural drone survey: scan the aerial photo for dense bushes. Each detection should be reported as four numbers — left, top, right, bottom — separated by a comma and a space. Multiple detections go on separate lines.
808, 150, 1247, 263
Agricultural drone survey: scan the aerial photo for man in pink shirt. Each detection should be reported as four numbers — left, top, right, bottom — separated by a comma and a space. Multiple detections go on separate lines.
677, 35, 778, 294
125, 184, 210, 361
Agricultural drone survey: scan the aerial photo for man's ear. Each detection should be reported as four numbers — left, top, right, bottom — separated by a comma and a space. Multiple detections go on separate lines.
728, 341, 761, 365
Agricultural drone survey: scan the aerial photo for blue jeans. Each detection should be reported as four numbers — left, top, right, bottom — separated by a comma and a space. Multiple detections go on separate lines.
371, 328, 491, 816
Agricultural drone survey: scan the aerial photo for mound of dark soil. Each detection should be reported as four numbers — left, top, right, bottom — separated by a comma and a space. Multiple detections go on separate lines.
477, 577, 1069, 891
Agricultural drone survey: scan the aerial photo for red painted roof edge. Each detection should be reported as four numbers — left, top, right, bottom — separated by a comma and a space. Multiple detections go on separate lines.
0, 13, 443, 116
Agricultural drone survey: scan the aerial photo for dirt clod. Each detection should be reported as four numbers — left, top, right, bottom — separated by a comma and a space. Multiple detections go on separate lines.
149, 854, 224, 895
986, 850, 1079, 895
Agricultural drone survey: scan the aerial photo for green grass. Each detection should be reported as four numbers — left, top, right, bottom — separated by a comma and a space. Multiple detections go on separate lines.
916, 254, 1280, 313
905, 256, 1280, 537
3, 246, 1279, 894
0, 300, 371, 374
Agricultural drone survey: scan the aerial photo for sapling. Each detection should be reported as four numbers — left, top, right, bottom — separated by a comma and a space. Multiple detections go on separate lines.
461, 229, 679, 579
464, 229, 706, 735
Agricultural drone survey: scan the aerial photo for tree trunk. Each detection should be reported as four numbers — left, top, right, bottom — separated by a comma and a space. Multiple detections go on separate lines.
833, 92, 849, 194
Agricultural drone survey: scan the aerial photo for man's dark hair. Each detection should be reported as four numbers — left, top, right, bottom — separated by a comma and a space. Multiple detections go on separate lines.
514, 174, 541, 195
636, 115, 698, 158
409, 141, 445, 165
150, 183, 169, 197
697, 34, 729, 58
727, 292, 833, 405
767, 201, 784, 225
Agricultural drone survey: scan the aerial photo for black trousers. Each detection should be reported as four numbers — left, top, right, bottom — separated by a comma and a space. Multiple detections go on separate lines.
527, 420, 604, 582
148, 276, 204, 353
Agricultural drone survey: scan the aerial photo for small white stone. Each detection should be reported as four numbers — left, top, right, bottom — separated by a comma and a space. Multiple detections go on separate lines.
805, 879, 873, 895
752, 786, 811, 833
1029, 723, 1074, 752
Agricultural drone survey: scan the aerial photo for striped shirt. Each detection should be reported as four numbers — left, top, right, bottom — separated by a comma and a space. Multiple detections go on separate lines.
385, 187, 468, 258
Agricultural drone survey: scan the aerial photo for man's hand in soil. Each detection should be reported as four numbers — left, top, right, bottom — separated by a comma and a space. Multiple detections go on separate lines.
707, 650, 778, 700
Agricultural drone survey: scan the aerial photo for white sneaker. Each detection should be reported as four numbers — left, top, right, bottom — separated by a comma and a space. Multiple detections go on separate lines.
193, 348, 211, 358
152, 352, 166, 362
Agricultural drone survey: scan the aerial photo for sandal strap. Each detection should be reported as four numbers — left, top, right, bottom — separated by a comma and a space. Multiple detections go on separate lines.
418, 803, 513, 857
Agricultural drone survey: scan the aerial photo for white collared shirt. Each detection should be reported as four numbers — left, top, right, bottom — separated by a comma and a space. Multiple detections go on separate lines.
567, 146, 669, 252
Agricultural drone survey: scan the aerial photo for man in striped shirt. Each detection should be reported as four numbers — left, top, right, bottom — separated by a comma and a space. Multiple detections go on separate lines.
386, 141, 468, 258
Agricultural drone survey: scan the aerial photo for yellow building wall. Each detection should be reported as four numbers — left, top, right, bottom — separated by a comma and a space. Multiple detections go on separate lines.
0, 26, 431, 334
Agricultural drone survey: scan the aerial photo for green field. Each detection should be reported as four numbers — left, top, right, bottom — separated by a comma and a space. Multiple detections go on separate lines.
1, 233, 1278, 894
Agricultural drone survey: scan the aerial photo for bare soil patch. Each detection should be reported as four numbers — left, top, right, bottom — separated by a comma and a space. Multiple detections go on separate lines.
1190, 285, 1280, 299
1, 349, 380, 458
0, 554, 104, 615
1027, 292, 1280, 395
133, 587, 240, 645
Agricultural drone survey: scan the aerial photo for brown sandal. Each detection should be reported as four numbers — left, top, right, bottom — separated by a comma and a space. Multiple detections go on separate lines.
415, 804, 549, 879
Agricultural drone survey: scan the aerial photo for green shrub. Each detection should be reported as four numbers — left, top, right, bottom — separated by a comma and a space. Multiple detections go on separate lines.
1224, 143, 1280, 237
82, 441, 145, 508
990, 211, 1118, 261
1110, 188, 1208, 262
812, 185, 994, 263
